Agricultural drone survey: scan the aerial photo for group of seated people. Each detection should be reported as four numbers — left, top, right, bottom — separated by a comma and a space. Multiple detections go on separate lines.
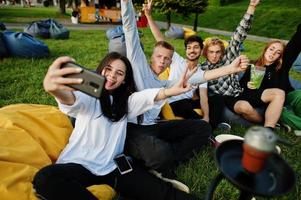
28, 0, 301, 199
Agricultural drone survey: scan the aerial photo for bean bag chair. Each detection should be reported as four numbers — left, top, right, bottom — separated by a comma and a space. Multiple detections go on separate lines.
182, 27, 196, 39
292, 53, 301, 73
106, 26, 144, 56
165, 26, 184, 39
24, 20, 50, 38
108, 36, 127, 57
290, 77, 301, 90
0, 32, 9, 58
49, 19, 70, 39
24, 19, 69, 39
0, 104, 115, 200
2, 31, 50, 58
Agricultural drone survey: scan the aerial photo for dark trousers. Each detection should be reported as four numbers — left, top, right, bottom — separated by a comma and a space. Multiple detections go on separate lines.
208, 94, 227, 129
33, 163, 197, 200
170, 99, 202, 119
169, 95, 226, 129
125, 120, 212, 174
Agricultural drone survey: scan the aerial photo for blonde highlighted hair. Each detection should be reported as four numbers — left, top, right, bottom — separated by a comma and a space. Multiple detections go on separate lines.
202, 37, 225, 59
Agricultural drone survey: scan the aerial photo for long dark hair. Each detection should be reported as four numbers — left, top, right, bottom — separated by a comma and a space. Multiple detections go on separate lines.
96, 52, 137, 121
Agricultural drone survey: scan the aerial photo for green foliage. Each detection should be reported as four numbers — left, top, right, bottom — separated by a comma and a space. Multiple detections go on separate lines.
0, 6, 70, 23
151, 0, 301, 40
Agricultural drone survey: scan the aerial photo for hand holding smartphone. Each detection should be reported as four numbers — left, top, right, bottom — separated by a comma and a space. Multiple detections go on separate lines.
61, 62, 105, 98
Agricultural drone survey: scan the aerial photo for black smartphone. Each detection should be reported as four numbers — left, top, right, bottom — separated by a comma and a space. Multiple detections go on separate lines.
114, 154, 133, 175
61, 62, 105, 98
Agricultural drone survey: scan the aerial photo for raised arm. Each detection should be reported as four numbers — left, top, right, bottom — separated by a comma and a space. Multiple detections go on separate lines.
143, 0, 164, 42
224, 0, 260, 62
278, 23, 301, 92
121, 0, 153, 91
43, 56, 82, 105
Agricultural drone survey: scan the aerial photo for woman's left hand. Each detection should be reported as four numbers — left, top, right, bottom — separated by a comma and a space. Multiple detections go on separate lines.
247, 81, 256, 89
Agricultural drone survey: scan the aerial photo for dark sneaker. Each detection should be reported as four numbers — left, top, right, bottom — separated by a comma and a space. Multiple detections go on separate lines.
217, 122, 231, 132
149, 170, 190, 193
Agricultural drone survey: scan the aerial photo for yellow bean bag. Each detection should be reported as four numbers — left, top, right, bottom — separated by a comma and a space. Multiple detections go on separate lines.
0, 104, 115, 200
159, 68, 203, 120
182, 27, 197, 39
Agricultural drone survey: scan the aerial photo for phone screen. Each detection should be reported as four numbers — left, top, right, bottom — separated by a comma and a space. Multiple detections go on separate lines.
114, 154, 133, 175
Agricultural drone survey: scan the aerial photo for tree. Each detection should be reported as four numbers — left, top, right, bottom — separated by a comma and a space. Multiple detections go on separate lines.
179, 0, 208, 31
58, 0, 66, 14
153, 0, 208, 31
153, 0, 183, 29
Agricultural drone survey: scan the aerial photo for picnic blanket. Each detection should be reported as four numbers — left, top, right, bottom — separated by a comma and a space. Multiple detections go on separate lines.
0, 104, 115, 200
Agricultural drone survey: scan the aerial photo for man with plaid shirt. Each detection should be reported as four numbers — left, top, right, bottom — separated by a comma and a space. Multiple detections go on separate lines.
201, 0, 260, 97
200, 0, 260, 126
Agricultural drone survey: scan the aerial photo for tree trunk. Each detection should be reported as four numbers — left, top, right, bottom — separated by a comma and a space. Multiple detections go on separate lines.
166, 10, 171, 29
193, 11, 199, 31
59, 0, 66, 14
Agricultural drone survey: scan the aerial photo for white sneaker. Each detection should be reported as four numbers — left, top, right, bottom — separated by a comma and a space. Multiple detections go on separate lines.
149, 170, 190, 193
294, 130, 301, 136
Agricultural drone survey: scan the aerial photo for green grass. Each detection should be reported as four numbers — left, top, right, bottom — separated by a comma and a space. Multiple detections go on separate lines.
0, 28, 301, 199
0, 1, 300, 199
152, 0, 301, 40
0, 6, 71, 23
1, 0, 301, 40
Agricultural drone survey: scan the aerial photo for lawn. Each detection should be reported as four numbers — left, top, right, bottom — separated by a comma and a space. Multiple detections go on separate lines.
0, 27, 300, 199
0, 1, 301, 199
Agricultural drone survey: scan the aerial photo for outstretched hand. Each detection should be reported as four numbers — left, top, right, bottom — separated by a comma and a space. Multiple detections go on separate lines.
230, 55, 249, 73
250, 0, 260, 7
142, 0, 153, 18
166, 65, 194, 97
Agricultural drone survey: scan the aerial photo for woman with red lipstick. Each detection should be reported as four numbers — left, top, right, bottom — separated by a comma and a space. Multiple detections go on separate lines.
32, 52, 198, 200
225, 40, 286, 129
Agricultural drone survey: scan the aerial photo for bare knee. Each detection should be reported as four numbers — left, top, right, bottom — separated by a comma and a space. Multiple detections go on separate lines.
262, 88, 285, 103
234, 101, 253, 115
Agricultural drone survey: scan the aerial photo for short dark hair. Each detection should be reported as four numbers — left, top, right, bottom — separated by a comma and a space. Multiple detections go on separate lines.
184, 35, 204, 49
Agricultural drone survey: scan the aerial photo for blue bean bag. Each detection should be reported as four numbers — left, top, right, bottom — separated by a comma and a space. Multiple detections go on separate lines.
24, 19, 69, 39
2, 30, 50, 58
165, 26, 184, 39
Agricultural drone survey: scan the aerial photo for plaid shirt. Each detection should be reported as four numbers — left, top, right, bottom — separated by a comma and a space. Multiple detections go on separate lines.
201, 13, 254, 97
